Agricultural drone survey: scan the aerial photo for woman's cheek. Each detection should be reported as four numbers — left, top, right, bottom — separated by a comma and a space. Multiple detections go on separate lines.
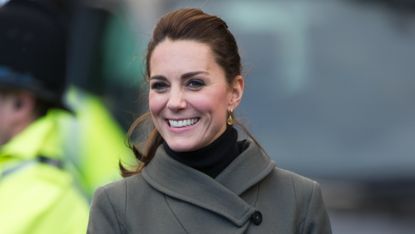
149, 93, 165, 114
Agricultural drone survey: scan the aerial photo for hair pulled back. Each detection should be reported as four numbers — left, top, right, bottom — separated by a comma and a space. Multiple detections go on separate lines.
121, 8, 243, 176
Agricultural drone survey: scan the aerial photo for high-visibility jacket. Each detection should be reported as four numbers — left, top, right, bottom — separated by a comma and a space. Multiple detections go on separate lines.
0, 110, 89, 234
59, 87, 134, 198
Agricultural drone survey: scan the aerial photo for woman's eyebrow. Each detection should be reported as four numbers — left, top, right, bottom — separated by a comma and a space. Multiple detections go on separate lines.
149, 75, 167, 81
149, 71, 208, 81
181, 71, 208, 79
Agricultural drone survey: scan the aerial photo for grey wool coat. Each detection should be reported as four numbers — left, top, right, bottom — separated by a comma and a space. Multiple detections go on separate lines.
87, 140, 332, 234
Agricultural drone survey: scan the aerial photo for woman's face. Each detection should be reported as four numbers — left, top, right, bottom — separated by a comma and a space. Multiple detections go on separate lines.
149, 39, 243, 152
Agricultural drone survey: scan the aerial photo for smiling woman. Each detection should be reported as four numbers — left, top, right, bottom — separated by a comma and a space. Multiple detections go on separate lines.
148, 39, 243, 152
87, 8, 332, 234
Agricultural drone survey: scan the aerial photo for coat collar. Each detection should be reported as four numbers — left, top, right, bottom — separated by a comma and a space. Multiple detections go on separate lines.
142, 139, 275, 226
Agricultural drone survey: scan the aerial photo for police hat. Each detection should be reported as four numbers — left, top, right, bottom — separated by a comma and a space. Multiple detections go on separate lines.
0, 0, 70, 112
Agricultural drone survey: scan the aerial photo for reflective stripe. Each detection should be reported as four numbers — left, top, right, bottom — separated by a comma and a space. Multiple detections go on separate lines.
1, 160, 35, 178
0, 156, 63, 180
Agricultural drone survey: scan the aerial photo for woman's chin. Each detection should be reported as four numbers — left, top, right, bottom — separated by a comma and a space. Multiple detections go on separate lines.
165, 139, 204, 152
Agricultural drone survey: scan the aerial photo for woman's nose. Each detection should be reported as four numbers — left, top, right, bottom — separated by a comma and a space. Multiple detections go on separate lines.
166, 88, 186, 111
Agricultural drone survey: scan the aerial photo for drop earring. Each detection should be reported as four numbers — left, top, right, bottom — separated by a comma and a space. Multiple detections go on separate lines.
227, 110, 234, 125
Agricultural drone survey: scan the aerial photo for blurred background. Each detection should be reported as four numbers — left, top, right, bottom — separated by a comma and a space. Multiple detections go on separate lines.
5, 0, 414, 232
103, 0, 415, 233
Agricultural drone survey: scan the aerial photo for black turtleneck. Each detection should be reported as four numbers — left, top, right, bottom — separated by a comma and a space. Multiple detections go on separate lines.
163, 126, 242, 178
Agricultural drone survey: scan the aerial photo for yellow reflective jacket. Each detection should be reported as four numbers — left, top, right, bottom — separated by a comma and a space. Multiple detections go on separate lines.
60, 87, 134, 198
0, 110, 89, 234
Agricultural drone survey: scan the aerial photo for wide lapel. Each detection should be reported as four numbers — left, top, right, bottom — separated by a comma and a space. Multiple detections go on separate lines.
215, 140, 276, 195
141, 140, 275, 227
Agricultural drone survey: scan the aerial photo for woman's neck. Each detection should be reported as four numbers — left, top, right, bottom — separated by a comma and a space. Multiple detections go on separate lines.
163, 126, 240, 178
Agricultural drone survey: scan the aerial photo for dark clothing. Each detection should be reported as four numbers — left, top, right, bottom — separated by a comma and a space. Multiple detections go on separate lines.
164, 126, 240, 178
88, 140, 332, 234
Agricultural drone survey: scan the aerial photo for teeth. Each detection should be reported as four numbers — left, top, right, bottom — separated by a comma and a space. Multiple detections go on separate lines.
169, 118, 198, 128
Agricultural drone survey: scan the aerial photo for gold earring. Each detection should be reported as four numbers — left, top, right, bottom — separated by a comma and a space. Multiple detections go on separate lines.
227, 110, 234, 125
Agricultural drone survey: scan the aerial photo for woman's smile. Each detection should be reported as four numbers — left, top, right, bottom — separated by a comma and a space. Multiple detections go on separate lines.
167, 118, 200, 128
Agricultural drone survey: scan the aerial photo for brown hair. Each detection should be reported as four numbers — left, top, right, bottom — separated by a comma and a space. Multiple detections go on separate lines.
121, 8, 253, 177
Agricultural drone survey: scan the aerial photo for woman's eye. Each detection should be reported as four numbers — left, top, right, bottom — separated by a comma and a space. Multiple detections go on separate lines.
150, 82, 169, 92
187, 79, 205, 90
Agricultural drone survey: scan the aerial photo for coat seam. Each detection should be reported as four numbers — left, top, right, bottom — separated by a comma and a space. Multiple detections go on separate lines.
122, 180, 128, 234
254, 183, 260, 206
102, 188, 125, 234
299, 180, 317, 234
164, 194, 190, 234
302, 181, 317, 234
290, 173, 305, 233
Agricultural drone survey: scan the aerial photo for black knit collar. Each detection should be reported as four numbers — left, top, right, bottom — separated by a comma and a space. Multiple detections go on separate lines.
163, 126, 239, 178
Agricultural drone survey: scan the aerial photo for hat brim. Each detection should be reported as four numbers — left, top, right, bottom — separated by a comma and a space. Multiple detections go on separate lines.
0, 72, 73, 114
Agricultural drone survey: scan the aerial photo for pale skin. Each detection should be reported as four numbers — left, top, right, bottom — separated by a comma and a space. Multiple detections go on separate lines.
0, 90, 37, 145
148, 38, 244, 152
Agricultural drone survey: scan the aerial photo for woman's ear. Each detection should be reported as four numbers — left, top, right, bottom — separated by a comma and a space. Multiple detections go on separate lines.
229, 75, 244, 110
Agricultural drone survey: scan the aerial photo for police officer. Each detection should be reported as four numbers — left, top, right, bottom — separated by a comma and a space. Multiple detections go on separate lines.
0, 0, 89, 233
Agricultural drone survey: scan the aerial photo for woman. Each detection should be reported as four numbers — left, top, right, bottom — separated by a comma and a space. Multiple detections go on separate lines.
88, 8, 332, 234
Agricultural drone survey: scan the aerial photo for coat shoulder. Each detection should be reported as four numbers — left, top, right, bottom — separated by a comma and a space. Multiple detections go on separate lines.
88, 174, 149, 233
97, 173, 148, 202
261, 167, 322, 212
273, 167, 318, 191
262, 167, 332, 234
